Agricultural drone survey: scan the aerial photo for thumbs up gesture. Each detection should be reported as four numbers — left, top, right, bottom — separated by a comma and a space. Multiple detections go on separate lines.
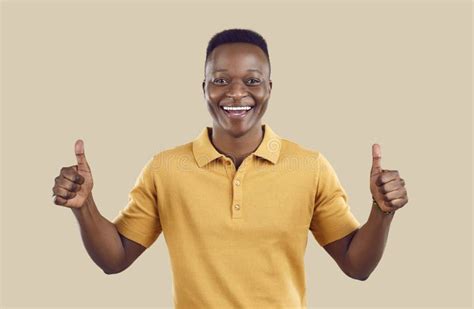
370, 144, 408, 214
52, 139, 94, 208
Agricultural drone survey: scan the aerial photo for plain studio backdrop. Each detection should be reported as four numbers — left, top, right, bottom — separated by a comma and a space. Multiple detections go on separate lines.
1, 0, 472, 308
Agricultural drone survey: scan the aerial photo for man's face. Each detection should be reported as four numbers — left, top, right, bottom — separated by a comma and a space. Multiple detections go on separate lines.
202, 43, 272, 138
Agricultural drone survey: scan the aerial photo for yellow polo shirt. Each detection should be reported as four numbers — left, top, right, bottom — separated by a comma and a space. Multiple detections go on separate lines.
112, 123, 361, 309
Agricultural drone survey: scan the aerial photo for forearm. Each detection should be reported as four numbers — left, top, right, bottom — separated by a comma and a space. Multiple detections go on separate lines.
71, 194, 125, 274
345, 201, 395, 280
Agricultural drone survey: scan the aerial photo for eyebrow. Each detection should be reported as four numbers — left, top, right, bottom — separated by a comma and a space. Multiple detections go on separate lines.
213, 69, 263, 74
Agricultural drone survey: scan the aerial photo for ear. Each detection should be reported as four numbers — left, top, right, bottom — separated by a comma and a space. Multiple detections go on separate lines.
269, 80, 272, 92
202, 80, 205, 94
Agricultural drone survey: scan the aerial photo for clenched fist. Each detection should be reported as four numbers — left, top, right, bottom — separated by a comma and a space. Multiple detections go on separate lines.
52, 139, 94, 208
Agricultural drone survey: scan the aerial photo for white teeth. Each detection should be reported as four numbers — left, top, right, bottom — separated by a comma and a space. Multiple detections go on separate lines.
222, 106, 252, 111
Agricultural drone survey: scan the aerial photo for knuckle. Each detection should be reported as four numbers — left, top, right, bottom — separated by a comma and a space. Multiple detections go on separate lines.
75, 174, 84, 184
53, 196, 61, 205
55, 188, 66, 199
61, 189, 69, 198
72, 183, 80, 192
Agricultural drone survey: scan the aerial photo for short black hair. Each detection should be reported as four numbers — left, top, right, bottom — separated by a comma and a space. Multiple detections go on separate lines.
205, 28, 271, 76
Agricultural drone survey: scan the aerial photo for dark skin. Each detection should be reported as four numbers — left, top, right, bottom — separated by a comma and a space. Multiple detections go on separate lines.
322, 144, 408, 280
52, 141, 146, 274
53, 42, 408, 277
202, 43, 272, 169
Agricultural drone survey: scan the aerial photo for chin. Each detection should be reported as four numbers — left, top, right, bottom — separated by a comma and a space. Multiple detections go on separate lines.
226, 127, 251, 138
223, 121, 261, 139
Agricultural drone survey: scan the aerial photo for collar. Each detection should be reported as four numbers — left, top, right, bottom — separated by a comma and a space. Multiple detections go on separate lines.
192, 123, 282, 168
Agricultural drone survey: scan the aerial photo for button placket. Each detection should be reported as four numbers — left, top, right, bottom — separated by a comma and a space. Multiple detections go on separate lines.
231, 157, 251, 219
223, 157, 234, 179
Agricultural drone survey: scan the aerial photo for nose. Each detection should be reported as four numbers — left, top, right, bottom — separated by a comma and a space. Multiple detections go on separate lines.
226, 80, 248, 100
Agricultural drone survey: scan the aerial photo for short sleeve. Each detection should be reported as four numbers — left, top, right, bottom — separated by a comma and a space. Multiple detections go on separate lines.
112, 156, 162, 248
309, 153, 361, 247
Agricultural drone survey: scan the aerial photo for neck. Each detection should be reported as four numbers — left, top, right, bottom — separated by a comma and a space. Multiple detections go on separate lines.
210, 124, 264, 164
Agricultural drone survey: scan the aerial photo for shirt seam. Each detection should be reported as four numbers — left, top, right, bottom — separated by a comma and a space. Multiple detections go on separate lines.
150, 154, 160, 216
313, 151, 321, 212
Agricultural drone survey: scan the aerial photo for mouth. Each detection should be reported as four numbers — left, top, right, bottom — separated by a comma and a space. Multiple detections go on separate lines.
220, 105, 255, 119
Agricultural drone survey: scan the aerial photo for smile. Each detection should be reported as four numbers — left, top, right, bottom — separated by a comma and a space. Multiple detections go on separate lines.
220, 105, 254, 119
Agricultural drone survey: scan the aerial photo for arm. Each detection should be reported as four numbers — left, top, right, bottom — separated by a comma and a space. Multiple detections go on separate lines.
54, 139, 147, 274
72, 193, 146, 274
324, 202, 394, 280
324, 143, 407, 280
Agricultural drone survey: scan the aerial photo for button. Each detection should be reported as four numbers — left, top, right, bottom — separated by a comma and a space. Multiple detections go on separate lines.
234, 204, 240, 210
234, 179, 240, 186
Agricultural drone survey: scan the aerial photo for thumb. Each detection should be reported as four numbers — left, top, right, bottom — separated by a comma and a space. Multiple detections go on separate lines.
75, 139, 90, 172
371, 143, 382, 176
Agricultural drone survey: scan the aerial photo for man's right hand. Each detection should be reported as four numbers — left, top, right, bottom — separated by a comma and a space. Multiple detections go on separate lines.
53, 139, 94, 208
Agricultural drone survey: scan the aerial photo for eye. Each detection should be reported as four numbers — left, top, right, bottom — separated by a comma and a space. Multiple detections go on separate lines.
247, 78, 261, 85
212, 78, 227, 85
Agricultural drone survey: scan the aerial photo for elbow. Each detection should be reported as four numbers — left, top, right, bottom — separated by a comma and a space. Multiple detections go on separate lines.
347, 269, 371, 281
344, 263, 371, 281
101, 257, 127, 275
343, 258, 371, 281
352, 274, 370, 281
102, 267, 119, 275
101, 264, 124, 275
103, 269, 115, 275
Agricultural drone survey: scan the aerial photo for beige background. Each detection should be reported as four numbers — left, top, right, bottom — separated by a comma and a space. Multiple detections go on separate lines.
1, 0, 472, 308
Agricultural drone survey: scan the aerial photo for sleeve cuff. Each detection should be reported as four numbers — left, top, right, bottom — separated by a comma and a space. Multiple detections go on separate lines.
113, 219, 160, 249
313, 215, 361, 247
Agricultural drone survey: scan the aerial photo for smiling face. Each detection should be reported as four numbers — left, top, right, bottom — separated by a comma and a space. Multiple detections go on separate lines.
202, 43, 272, 138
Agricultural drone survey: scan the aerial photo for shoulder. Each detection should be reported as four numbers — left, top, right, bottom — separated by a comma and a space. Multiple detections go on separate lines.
278, 137, 322, 170
148, 141, 194, 172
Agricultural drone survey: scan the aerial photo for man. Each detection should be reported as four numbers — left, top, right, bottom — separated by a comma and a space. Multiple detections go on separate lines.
52, 28, 408, 308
